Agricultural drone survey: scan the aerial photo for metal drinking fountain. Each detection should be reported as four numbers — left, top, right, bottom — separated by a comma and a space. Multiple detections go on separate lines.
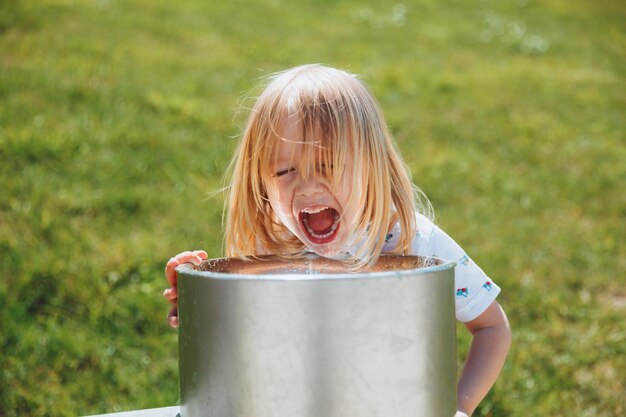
176, 254, 457, 417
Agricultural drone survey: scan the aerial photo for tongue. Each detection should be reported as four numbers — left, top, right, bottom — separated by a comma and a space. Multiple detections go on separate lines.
307, 209, 335, 233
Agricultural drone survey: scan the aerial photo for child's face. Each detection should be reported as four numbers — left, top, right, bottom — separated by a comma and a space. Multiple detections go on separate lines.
264, 117, 355, 258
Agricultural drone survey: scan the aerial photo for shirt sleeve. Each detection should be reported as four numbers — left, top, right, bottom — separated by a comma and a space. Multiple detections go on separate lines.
410, 213, 501, 322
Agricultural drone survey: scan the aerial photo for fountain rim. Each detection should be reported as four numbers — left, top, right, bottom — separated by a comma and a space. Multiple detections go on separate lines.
176, 254, 456, 282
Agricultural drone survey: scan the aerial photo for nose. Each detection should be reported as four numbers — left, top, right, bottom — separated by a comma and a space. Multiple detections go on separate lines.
296, 174, 325, 197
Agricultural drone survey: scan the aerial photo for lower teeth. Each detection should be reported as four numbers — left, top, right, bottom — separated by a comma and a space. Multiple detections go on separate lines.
302, 214, 339, 239
306, 224, 337, 238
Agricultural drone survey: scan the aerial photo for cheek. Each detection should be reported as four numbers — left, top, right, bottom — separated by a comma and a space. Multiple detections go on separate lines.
339, 176, 360, 210
337, 177, 363, 231
266, 183, 293, 217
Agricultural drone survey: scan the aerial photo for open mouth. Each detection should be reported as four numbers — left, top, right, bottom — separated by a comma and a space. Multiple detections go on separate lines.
298, 206, 340, 244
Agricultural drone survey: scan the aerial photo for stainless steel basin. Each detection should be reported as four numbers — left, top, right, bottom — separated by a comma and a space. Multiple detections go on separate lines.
177, 254, 457, 417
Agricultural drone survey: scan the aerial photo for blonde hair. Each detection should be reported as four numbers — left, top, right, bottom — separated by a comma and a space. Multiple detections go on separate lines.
224, 64, 432, 266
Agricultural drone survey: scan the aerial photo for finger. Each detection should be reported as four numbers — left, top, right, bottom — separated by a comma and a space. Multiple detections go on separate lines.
168, 307, 179, 328
175, 250, 200, 261
165, 257, 180, 287
175, 251, 204, 266
163, 287, 178, 302
194, 250, 208, 260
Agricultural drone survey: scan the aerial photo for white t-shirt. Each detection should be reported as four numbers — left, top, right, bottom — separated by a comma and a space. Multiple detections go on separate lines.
382, 213, 501, 323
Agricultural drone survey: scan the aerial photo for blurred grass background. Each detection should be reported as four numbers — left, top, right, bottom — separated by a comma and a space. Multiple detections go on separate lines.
0, 0, 624, 415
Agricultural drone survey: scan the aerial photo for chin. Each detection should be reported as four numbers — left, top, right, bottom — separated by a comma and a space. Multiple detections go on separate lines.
305, 242, 347, 259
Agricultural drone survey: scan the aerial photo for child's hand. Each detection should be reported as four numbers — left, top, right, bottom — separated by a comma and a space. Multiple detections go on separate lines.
163, 250, 208, 328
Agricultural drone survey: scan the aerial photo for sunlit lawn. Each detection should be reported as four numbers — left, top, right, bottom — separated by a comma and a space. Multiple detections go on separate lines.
1, 0, 624, 416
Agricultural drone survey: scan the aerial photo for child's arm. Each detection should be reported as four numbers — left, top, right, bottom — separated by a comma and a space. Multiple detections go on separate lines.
455, 301, 511, 416
163, 250, 208, 328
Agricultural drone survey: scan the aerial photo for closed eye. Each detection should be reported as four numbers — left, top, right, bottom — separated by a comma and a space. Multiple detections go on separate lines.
275, 168, 295, 177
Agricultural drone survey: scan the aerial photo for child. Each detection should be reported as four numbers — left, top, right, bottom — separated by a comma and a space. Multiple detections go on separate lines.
163, 64, 511, 416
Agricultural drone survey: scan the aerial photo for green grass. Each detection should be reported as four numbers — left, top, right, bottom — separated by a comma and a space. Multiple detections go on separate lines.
1, 0, 624, 415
